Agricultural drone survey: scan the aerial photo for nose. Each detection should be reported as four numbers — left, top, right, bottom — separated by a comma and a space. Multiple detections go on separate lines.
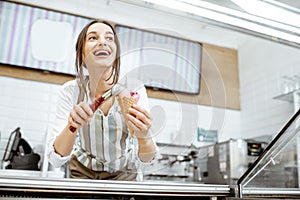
98, 36, 107, 46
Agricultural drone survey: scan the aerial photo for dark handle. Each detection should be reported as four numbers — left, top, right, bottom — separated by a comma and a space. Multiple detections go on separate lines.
69, 96, 105, 133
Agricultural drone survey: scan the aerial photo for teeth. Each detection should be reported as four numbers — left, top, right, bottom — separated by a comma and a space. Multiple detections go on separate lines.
95, 50, 109, 56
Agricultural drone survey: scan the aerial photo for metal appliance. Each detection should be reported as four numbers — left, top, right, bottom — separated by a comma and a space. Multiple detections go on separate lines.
199, 139, 266, 185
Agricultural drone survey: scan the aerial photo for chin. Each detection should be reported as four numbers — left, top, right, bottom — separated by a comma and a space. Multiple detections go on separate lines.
96, 60, 114, 68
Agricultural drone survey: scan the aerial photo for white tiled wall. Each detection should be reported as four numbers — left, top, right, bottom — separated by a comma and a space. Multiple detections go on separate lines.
0, 76, 60, 162
238, 38, 300, 139
0, 76, 241, 164
149, 98, 241, 146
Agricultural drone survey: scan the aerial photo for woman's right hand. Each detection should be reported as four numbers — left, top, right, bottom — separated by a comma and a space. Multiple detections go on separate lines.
68, 102, 94, 129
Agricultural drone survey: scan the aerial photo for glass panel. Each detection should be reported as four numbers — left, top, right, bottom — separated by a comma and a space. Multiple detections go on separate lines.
238, 109, 300, 192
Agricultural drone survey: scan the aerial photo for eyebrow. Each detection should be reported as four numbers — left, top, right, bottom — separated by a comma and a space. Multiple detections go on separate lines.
87, 31, 114, 35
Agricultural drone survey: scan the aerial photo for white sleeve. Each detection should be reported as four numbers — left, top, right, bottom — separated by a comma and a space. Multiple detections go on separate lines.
47, 81, 78, 168
136, 85, 150, 111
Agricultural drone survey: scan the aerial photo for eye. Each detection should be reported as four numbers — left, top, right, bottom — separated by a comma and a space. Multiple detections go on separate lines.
106, 36, 114, 42
88, 35, 97, 41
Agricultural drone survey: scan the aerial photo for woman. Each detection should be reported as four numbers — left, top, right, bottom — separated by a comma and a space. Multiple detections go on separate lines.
47, 20, 157, 180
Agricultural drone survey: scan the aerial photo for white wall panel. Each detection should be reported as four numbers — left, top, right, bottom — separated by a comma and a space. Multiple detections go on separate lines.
238, 37, 300, 139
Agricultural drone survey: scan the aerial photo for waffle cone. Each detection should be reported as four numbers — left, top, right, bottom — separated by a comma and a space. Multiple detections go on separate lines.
118, 96, 138, 138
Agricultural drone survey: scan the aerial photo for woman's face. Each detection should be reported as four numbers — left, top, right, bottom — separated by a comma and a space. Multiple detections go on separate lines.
83, 22, 117, 70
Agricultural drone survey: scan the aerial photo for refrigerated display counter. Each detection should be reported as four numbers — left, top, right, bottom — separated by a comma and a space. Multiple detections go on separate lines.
1, 109, 300, 199
0, 176, 232, 199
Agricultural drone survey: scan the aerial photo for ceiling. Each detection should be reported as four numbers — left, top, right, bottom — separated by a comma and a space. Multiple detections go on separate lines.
118, 0, 300, 49
202, 0, 300, 48
202, 0, 300, 11
272, 0, 300, 9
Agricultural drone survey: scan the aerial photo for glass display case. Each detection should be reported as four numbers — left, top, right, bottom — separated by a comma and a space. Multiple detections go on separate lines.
236, 108, 300, 199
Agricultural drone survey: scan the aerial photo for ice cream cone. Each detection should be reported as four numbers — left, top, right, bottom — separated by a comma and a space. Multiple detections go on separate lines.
118, 96, 138, 138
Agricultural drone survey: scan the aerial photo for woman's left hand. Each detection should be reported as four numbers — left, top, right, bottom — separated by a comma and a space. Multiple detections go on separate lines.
127, 103, 157, 163
126, 104, 152, 138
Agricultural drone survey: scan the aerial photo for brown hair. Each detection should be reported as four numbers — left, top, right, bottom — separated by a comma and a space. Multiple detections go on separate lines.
75, 20, 121, 96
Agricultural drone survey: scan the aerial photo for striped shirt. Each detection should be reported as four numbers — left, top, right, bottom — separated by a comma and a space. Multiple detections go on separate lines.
47, 79, 154, 172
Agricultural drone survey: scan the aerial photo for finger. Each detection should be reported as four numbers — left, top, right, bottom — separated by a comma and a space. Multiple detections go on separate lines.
128, 107, 152, 127
127, 113, 149, 132
80, 102, 94, 116
70, 110, 85, 126
69, 114, 80, 128
75, 103, 93, 123
127, 117, 143, 134
71, 107, 90, 125
131, 104, 152, 120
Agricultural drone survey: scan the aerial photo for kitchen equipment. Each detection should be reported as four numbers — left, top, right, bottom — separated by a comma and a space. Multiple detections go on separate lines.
2, 127, 40, 170
200, 139, 266, 185
2, 127, 21, 164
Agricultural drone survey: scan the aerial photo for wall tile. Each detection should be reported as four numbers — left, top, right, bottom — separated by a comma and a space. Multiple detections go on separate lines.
238, 38, 300, 140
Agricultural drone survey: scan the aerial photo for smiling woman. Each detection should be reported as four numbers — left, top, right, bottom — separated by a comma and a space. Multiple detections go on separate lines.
48, 20, 158, 180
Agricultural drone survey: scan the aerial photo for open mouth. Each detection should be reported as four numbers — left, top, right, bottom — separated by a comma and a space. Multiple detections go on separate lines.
94, 49, 110, 57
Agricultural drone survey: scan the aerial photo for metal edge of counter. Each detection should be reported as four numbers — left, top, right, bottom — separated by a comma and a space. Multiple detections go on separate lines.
241, 187, 300, 198
0, 176, 232, 197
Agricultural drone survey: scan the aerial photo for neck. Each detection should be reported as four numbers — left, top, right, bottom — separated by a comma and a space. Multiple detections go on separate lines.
89, 67, 114, 99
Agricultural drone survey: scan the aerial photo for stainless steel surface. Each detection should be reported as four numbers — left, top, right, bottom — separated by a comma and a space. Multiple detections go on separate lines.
0, 176, 231, 197
199, 139, 266, 185
0, 169, 64, 178
143, 144, 200, 183
143, 140, 266, 185
242, 188, 300, 196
